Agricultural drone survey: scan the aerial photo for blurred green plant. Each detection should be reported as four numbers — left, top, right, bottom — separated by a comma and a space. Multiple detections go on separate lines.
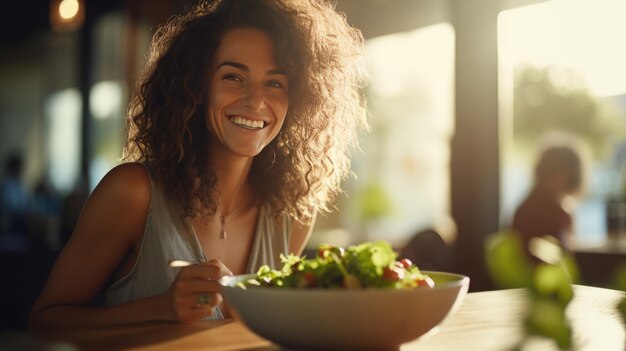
355, 182, 393, 222
485, 230, 579, 350
513, 65, 625, 159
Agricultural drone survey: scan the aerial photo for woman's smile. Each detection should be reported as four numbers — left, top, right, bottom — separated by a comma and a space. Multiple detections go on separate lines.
229, 116, 266, 130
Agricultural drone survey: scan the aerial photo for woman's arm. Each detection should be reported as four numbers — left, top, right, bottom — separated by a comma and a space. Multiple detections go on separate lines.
28, 163, 165, 330
30, 163, 231, 330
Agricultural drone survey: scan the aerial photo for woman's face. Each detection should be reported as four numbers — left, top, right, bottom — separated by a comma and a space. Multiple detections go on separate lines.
205, 28, 289, 159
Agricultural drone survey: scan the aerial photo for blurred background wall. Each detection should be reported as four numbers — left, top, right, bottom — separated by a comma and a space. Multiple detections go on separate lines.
1, 0, 625, 329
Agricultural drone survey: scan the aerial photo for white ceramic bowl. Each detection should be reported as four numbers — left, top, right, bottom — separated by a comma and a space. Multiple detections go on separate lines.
219, 271, 469, 350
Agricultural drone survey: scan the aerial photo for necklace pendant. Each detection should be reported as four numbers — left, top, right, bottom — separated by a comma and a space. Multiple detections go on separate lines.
219, 215, 227, 239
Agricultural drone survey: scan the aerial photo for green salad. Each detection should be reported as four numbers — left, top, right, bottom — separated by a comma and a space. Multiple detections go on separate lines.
241, 241, 434, 289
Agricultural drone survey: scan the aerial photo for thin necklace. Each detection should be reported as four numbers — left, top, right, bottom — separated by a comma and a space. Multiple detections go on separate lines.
218, 195, 246, 239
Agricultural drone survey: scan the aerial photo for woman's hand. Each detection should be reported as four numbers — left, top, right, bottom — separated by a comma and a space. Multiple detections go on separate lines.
163, 259, 232, 322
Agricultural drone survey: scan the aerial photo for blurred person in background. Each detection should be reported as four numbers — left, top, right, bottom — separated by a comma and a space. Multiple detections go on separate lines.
511, 136, 587, 255
29, 0, 367, 329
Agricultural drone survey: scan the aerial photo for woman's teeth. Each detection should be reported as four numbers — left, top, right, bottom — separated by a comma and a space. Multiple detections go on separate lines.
230, 116, 265, 129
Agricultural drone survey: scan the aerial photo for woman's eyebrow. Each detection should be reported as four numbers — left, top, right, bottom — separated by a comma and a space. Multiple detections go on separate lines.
218, 61, 247, 71
267, 68, 287, 76
217, 61, 286, 76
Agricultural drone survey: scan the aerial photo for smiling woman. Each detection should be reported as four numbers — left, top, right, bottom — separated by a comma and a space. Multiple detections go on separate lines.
206, 29, 290, 159
28, 0, 368, 331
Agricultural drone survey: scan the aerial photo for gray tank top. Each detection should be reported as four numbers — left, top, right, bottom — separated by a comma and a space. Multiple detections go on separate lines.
103, 167, 292, 319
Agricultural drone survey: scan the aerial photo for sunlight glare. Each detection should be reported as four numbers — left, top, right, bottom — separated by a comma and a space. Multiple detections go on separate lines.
499, 0, 626, 97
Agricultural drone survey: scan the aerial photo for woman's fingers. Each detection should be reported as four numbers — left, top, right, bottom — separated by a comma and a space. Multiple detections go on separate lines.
206, 259, 233, 276
178, 306, 217, 323
174, 300, 217, 322
176, 292, 223, 309
173, 277, 222, 294
178, 260, 233, 280
165, 259, 232, 322
169, 287, 223, 322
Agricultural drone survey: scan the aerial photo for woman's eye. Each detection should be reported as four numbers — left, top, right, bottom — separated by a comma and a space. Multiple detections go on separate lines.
223, 74, 243, 82
267, 80, 285, 89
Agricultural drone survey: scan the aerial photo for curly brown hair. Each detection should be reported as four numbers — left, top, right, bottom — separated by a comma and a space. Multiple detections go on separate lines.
123, 0, 368, 223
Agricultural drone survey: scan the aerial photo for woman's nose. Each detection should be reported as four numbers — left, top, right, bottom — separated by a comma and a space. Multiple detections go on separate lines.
244, 84, 265, 111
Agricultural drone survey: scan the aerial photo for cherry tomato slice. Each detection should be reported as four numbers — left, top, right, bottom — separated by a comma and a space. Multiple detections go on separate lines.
417, 276, 435, 288
399, 258, 413, 269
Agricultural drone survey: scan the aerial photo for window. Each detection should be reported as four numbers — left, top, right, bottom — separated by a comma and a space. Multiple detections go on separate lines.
499, 0, 626, 243
88, 12, 128, 189
46, 88, 82, 194
312, 23, 455, 248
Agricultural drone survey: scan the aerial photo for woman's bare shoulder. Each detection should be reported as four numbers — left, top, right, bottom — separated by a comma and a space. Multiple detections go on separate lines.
75, 162, 152, 245
84, 162, 152, 224
96, 162, 151, 199
103, 162, 150, 186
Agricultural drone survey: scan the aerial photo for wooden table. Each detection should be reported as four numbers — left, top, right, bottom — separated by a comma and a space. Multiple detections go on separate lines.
33, 285, 625, 351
